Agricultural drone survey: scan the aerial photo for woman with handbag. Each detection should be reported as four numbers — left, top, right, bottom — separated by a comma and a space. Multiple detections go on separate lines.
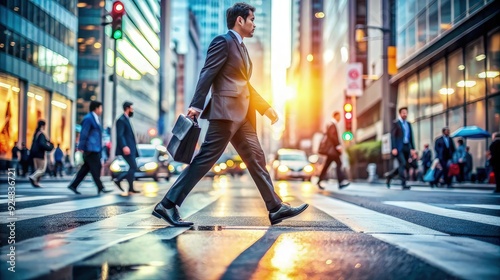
29, 120, 54, 187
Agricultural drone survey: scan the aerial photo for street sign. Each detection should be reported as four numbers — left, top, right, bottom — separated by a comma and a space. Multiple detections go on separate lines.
346, 63, 363, 97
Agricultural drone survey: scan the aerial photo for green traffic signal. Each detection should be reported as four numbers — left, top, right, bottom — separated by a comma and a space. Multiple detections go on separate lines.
112, 30, 123, 40
342, 131, 353, 141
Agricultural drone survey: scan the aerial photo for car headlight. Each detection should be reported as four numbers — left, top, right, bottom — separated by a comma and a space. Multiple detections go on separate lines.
168, 165, 175, 172
278, 165, 289, 173
240, 162, 247, 169
214, 165, 222, 173
110, 162, 122, 172
219, 163, 227, 170
140, 162, 158, 171
304, 165, 314, 173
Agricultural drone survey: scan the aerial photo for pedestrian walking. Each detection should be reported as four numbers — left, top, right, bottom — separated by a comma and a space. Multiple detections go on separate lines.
19, 142, 29, 177
385, 107, 415, 189
433, 127, 456, 188
421, 144, 432, 179
64, 148, 73, 175
11, 141, 20, 175
489, 132, 500, 193
67, 101, 111, 195
453, 139, 467, 182
152, 3, 308, 227
464, 146, 473, 181
317, 111, 350, 190
29, 120, 54, 187
53, 144, 64, 177
113, 101, 140, 194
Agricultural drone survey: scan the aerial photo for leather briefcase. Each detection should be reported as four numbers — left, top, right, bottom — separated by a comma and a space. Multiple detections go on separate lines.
167, 115, 201, 164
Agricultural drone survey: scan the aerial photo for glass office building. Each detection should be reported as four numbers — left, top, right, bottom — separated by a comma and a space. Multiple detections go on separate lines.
392, 0, 499, 171
0, 0, 77, 160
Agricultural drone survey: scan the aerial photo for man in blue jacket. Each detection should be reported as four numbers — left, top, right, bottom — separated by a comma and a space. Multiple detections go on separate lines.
68, 101, 112, 195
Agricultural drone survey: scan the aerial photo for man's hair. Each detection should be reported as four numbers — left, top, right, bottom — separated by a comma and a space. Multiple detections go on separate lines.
226, 2, 255, 29
442, 127, 450, 133
458, 139, 464, 145
123, 101, 133, 111
333, 111, 341, 118
399, 107, 408, 114
89, 101, 102, 112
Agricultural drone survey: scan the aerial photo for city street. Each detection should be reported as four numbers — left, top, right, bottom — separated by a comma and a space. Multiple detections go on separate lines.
1, 175, 499, 280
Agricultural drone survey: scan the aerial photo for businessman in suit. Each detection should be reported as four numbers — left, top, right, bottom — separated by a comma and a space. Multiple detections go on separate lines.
153, 3, 308, 227
385, 107, 415, 189
421, 144, 432, 177
434, 127, 456, 187
317, 111, 350, 190
68, 101, 112, 195
113, 101, 140, 194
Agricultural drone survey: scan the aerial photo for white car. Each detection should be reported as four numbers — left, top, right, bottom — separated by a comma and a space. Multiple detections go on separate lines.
272, 149, 315, 181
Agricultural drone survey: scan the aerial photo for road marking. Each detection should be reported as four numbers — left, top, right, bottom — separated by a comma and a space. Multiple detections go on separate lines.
384, 201, 500, 226
456, 204, 500, 210
0, 195, 67, 204
0, 192, 220, 280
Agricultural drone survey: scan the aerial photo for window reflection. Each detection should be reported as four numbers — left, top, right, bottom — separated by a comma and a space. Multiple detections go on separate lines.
431, 59, 446, 114
407, 75, 418, 122
448, 49, 465, 108
487, 31, 500, 94
419, 68, 432, 117
466, 38, 486, 102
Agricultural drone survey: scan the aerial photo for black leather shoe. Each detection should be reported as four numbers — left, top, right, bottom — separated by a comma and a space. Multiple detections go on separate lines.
317, 180, 325, 190
152, 203, 193, 227
339, 180, 350, 189
129, 189, 140, 194
269, 203, 309, 225
68, 186, 81, 195
113, 179, 124, 192
386, 178, 391, 189
98, 188, 113, 195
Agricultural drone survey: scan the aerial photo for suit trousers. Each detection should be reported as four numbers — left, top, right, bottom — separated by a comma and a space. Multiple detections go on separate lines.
161, 120, 282, 211
319, 155, 345, 184
68, 152, 104, 190
116, 155, 137, 190
434, 158, 452, 186
388, 143, 411, 185
30, 158, 46, 180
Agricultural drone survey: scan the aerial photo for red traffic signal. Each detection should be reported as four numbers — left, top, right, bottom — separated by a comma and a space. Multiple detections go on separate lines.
111, 1, 125, 17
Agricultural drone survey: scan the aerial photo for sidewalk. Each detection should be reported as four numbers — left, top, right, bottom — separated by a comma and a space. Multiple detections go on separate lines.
356, 178, 495, 191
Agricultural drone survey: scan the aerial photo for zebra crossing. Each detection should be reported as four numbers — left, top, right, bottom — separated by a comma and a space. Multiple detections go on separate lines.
1, 181, 499, 280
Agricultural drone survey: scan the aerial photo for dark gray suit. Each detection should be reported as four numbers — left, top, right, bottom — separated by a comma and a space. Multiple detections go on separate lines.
161, 31, 282, 210
115, 114, 138, 190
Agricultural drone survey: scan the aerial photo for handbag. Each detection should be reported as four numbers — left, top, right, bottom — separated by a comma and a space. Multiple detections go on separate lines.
423, 168, 435, 182
167, 115, 201, 164
448, 163, 460, 177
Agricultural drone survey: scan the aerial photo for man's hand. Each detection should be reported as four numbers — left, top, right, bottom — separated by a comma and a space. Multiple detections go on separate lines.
187, 108, 200, 120
264, 108, 279, 125
392, 149, 398, 156
123, 146, 131, 156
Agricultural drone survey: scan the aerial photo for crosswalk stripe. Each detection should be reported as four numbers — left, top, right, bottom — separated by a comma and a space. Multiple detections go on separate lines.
0, 192, 220, 280
294, 192, 500, 280
456, 204, 500, 210
0, 195, 67, 204
384, 201, 500, 226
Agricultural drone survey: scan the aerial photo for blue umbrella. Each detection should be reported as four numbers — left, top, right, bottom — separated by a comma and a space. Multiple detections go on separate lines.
75, 124, 82, 133
451, 126, 491, 139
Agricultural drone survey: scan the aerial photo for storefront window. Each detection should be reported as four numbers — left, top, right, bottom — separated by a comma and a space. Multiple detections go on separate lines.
486, 31, 500, 95
465, 38, 486, 102
0, 74, 20, 159
488, 95, 500, 134
407, 74, 418, 122
397, 81, 407, 114
432, 113, 446, 140
466, 101, 487, 171
420, 118, 432, 149
27, 85, 49, 148
412, 121, 421, 151
448, 49, 465, 108
448, 107, 464, 135
432, 59, 447, 114
50, 93, 72, 152
419, 68, 432, 117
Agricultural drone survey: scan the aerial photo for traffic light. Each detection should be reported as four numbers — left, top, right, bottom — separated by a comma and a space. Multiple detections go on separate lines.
111, 1, 125, 40
343, 97, 353, 141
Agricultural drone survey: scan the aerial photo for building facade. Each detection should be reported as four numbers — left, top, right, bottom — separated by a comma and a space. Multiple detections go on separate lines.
392, 0, 499, 172
0, 0, 78, 161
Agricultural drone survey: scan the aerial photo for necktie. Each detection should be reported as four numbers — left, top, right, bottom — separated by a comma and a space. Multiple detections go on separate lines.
444, 137, 449, 148
240, 42, 250, 75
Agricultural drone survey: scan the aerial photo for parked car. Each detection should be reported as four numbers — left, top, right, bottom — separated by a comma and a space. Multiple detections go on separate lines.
272, 149, 315, 181
168, 161, 188, 175
110, 144, 170, 182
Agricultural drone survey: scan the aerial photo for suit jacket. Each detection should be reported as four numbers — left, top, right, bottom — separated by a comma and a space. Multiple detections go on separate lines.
434, 136, 456, 162
115, 114, 138, 157
391, 119, 415, 152
489, 139, 500, 167
421, 149, 432, 167
190, 31, 270, 128
78, 113, 102, 153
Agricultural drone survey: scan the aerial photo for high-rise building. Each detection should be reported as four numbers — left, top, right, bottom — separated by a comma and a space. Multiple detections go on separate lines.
392, 0, 499, 171
0, 0, 78, 160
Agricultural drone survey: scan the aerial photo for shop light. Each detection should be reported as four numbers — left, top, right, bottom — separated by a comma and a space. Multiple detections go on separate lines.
0, 82, 11, 89
475, 54, 486, 61
51, 100, 68, 109
12, 87, 20, 92
35, 95, 43, 101
439, 88, 455, 95
27, 92, 35, 97
478, 71, 500, 79
457, 80, 477, 88
458, 65, 465, 71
